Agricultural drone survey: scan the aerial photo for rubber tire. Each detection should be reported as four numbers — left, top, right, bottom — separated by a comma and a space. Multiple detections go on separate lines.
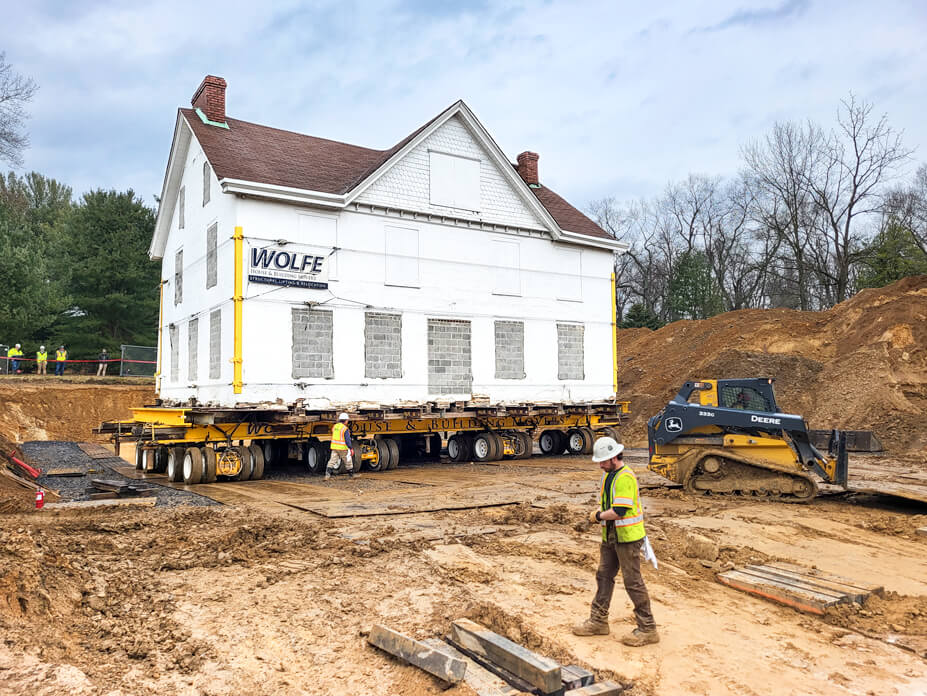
182, 447, 204, 484
135, 446, 144, 470
447, 434, 471, 462
249, 443, 265, 480
538, 430, 561, 456
472, 433, 495, 462
488, 432, 505, 460
234, 445, 252, 481
154, 446, 169, 473
166, 447, 185, 482
369, 439, 390, 472
566, 429, 588, 455
303, 438, 325, 475
514, 432, 533, 459
386, 438, 400, 470
598, 426, 620, 442
262, 440, 277, 468
427, 433, 442, 460
579, 427, 596, 455
202, 447, 217, 483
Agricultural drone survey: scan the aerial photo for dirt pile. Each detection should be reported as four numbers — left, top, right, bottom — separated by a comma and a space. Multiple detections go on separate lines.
0, 381, 154, 443
617, 275, 927, 452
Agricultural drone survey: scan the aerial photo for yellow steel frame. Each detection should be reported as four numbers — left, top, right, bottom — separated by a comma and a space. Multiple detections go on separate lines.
118, 406, 630, 446
232, 225, 243, 394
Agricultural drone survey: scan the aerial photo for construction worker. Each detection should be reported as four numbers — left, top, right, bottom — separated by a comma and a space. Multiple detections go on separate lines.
325, 412, 357, 480
572, 436, 659, 647
97, 348, 109, 376
36, 346, 48, 375
7, 344, 23, 374
55, 346, 67, 376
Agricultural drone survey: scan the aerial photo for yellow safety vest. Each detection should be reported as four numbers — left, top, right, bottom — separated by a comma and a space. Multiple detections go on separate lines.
331, 422, 349, 451
600, 465, 646, 543
56, 350, 67, 361
36, 351, 48, 362
7, 348, 22, 358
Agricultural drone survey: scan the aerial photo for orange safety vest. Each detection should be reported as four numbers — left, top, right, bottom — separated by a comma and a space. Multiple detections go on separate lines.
331, 422, 349, 451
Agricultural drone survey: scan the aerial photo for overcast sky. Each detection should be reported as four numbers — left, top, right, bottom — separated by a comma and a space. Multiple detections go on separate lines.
3, 0, 925, 212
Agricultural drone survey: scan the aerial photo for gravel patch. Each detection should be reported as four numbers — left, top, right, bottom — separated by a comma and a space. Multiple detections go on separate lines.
24, 441, 220, 508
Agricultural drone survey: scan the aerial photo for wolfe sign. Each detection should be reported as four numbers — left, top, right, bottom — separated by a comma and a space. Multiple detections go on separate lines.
248, 243, 330, 289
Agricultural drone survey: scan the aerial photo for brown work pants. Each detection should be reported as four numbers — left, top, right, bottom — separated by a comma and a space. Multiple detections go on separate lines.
591, 539, 656, 631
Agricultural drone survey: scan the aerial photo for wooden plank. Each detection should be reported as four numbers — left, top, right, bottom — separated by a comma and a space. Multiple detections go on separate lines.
90, 479, 131, 492
44, 497, 157, 510
78, 442, 117, 459
565, 683, 622, 696
450, 618, 562, 695
562, 666, 595, 690
733, 567, 849, 601
917, 527, 927, 538
367, 625, 466, 684
422, 639, 521, 696
45, 468, 86, 477
762, 562, 883, 597
717, 568, 845, 614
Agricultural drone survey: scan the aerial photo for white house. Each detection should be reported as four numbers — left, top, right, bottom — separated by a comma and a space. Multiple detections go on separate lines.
151, 76, 627, 409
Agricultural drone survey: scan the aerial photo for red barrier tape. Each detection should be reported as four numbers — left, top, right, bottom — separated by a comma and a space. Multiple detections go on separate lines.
1, 357, 156, 364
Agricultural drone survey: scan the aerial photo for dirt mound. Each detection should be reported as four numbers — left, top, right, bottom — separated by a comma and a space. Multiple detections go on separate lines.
0, 434, 36, 514
0, 381, 154, 444
617, 275, 927, 452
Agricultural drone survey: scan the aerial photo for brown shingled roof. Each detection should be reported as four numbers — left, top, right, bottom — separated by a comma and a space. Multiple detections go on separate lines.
182, 106, 610, 240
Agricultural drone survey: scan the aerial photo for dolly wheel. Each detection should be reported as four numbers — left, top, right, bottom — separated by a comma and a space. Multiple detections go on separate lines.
166, 447, 185, 482
368, 439, 390, 472
472, 433, 495, 462
538, 431, 560, 456
249, 443, 265, 480
202, 447, 217, 483
234, 445, 253, 481
386, 438, 400, 469
183, 447, 204, 485
447, 434, 471, 462
566, 429, 587, 455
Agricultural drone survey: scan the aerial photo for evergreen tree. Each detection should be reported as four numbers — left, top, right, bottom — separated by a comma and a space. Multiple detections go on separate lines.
620, 302, 663, 329
856, 219, 927, 290
57, 189, 159, 354
667, 250, 724, 321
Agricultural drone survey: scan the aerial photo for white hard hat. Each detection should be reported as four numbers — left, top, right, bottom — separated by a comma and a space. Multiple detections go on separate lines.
40, 346, 45, 350
338, 412, 349, 421
592, 436, 624, 463
15, 343, 20, 348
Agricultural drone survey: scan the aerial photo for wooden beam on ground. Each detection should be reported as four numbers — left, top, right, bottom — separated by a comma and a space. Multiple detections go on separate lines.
78, 442, 117, 459
561, 666, 595, 691
368, 625, 466, 685
45, 468, 85, 477
565, 682, 622, 696
421, 639, 521, 696
717, 563, 881, 615
44, 497, 157, 510
917, 527, 927, 538
450, 618, 562, 695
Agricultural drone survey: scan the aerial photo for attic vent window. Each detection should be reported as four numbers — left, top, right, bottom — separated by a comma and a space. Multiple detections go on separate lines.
429, 151, 480, 211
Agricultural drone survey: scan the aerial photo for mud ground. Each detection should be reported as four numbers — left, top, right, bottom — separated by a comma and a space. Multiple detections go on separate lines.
2, 448, 926, 696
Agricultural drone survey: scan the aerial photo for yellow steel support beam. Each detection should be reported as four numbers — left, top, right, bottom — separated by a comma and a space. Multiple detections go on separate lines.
611, 271, 618, 397
233, 225, 243, 394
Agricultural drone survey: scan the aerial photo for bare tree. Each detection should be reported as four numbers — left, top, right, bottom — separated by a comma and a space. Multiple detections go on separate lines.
883, 163, 927, 255
804, 95, 913, 302
0, 52, 38, 166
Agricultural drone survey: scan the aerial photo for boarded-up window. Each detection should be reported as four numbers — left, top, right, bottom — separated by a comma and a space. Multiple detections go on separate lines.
169, 324, 179, 382
174, 249, 183, 305
178, 187, 185, 229
209, 309, 221, 379
427, 319, 471, 395
203, 161, 211, 206
206, 223, 217, 289
492, 240, 520, 296
292, 308, 333, 378
429, 151, 480, 210
494, 320, 525, 379
188, 318, 198, 381
365, 312, 401, 378
385, 225, 419, 287
557, 323, 584, 380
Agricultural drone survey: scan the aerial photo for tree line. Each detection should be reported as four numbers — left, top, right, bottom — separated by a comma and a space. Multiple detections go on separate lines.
592, 95, 927, 328
0, 171, 159, 358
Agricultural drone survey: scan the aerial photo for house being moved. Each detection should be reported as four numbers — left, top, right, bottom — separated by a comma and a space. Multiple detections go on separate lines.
151, 75, 626, 409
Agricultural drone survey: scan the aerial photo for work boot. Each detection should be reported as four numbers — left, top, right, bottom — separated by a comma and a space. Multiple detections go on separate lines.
621, 628, 659, 647
571, 617, 610, 636
324, 470, 332, 481
348, 468, 359, 479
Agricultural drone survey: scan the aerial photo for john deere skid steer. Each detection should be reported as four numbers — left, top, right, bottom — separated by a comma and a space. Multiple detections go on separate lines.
647, 379, 848, 502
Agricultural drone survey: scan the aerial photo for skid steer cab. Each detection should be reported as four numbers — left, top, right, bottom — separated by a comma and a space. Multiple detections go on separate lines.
647, 378, 848, 502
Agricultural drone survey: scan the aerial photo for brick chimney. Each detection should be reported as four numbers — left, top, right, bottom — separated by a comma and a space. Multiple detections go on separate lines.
516, 151, 539, 186
192, 75, 227, 124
